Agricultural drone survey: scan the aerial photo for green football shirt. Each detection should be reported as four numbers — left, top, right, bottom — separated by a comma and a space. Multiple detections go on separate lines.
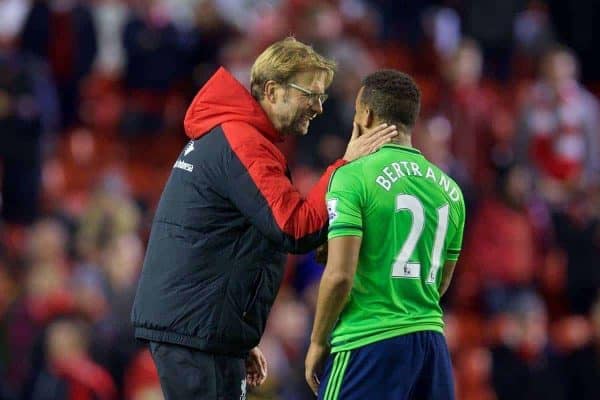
326, 144, 466, 353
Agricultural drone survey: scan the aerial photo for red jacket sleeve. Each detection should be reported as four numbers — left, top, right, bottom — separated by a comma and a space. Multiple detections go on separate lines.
223, 128, 346, 253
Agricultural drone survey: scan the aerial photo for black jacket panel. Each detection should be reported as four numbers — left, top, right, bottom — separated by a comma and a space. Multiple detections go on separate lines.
132, 128, 286, 356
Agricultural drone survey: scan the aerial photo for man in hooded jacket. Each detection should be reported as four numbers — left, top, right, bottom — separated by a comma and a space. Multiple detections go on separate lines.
131, 37, 397, 399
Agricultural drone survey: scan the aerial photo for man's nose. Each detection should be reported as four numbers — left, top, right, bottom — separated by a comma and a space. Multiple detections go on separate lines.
311, 98, 323, 114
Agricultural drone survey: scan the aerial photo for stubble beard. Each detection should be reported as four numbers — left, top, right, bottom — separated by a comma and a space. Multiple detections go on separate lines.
282, 110, 312, 137
280, 95, 314, 137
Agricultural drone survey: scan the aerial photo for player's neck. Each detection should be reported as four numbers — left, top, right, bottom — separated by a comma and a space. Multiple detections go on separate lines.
389, 132, 412, 148
370, 119, 413, 148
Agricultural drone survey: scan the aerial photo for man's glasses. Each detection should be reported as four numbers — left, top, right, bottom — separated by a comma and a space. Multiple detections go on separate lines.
287, 83, 328, 105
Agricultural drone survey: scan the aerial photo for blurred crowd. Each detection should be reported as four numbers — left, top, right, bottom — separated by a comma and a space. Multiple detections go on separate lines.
1, 0, 600, 399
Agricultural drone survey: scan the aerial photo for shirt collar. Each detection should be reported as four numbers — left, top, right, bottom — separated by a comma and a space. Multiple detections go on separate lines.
381, 143, 422, 155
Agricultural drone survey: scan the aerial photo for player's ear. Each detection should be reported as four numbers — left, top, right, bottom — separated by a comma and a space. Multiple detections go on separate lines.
365, 108, 375, 128
264, 80, 279, 104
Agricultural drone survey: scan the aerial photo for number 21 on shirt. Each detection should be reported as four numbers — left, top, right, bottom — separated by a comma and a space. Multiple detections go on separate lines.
391, 194, 449, 284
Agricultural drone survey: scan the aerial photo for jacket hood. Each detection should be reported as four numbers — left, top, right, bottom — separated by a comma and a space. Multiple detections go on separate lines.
184, 67, 281, 142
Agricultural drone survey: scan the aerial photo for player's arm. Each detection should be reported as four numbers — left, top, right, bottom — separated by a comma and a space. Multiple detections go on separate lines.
311, 235, 361, 344
305, 164, 364, 394
305, 235, 361, 395
440, 197, 465, 297
310, 167, 364, 335
439, 193, 466, 297
439, 260, 457, 297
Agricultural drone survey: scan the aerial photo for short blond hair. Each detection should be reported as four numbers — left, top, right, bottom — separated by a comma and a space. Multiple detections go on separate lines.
250, 37, 337, 100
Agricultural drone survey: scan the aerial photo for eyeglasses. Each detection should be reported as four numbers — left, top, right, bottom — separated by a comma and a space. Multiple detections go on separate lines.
287, 83, 328, 105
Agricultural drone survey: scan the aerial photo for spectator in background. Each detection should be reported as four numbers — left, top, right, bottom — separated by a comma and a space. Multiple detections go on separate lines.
120, 0, 180, 136
91, 234, 144, 395
75, 172, 140, 264
246, 288, 315, 399
551, 312, 599, 400
0, 255, 17, 399
5, 219, 74, 395
437, 39, 504, 190
180, 0, 238, 94
551, 187, 600, 315
422, 6, 462, 62
463, 163, 548, 314
545, 0, 600, 82
512, 0, 555, 80
490, 292, 566, 400
28, 316, 117, 400
461, 0, 525, 81
123, 349, 162, 400
454, 347, 496, 400
0, 20, 58, 226
20, 0, 97, 129
92, 0, 129, 76
569, 297, 600, 398
515, 45, 600, 205
367, 0, 431, 48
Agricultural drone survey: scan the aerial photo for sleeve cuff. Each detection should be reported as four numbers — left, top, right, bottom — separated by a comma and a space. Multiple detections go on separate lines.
447, 248, 461, 261
328, 225, 363, 239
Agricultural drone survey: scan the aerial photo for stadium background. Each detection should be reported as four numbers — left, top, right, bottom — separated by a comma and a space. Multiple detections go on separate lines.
1, 0, 600, 399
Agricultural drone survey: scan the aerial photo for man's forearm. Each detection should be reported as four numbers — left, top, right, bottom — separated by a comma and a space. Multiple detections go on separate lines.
310, 269, 353, 345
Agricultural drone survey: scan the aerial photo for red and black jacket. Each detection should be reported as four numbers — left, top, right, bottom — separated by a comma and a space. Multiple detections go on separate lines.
131, 68, 346, 356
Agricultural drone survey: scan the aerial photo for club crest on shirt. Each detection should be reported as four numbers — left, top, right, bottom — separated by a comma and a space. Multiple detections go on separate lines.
327, 199, 338, 223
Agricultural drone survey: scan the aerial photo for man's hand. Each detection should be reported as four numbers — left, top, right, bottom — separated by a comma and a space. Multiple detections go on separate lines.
343, 123, 397, 162
315, 244, 328, 265
305, 342, 330, 396
246, 346, 267, 387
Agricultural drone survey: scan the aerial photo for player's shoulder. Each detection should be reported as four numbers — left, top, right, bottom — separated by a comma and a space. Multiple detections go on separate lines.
328, 159, 365, 190
422, 158, 466, 206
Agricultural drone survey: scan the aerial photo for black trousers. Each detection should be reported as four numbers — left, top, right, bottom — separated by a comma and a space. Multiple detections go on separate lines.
149, 341, 247, 400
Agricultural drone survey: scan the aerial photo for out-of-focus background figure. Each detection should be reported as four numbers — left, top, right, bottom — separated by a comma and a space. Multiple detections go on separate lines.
0, 1, 599, 399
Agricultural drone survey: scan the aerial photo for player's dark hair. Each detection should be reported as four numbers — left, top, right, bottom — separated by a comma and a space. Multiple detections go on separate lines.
360, 69, 421, 129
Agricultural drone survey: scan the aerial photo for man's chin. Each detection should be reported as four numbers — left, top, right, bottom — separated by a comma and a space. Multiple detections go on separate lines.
298, 121, 311, 135
285, 124, 310, 137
